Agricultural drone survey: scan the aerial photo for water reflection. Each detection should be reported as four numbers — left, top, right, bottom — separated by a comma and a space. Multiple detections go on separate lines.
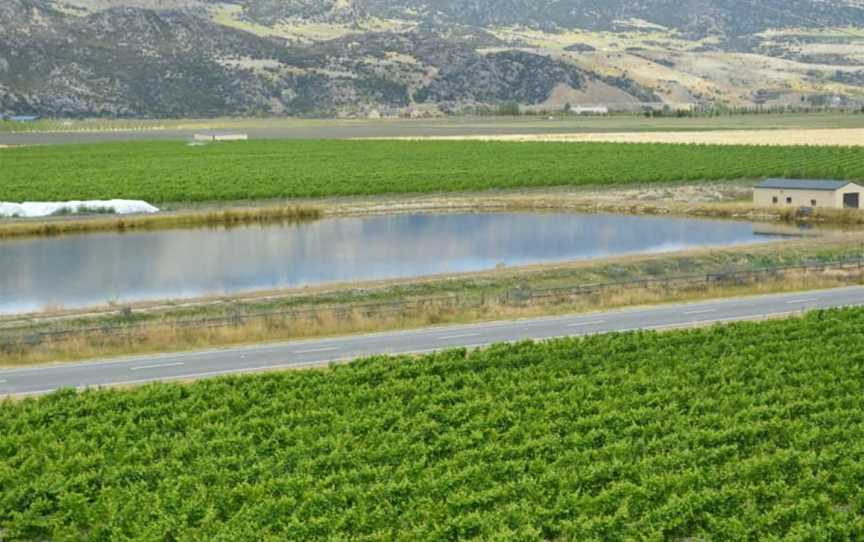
0, 212, 784, 313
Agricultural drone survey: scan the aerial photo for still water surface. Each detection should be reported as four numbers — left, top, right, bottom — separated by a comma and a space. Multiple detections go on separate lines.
0, 212, 786, 314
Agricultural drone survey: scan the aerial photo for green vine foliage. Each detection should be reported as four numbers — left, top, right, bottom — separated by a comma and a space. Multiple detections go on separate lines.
2, 309, 864, 540
3, 140, 864, 203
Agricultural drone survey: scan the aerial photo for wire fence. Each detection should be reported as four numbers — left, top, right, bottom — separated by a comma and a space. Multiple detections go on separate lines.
3, 256, 864, 351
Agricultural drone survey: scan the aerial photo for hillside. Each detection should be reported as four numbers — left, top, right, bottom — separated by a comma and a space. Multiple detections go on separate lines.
2, 0, 864, 117
210, 0, 864, 37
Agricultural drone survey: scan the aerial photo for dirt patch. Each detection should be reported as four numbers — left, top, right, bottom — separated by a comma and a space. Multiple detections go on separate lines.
387, 128, 864, 146
568, 182, 752, 204
316, 182, 805, 225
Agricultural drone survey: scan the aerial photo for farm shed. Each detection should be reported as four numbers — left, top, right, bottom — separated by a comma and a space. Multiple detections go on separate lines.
3, 115, 40, 122
570, 106, 609, 115
193, 133, 248, 142
754, 179, 864, 209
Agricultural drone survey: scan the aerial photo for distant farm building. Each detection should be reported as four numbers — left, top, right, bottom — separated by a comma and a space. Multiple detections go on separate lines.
754, 179, 864, 209
193, 133, 248, 142
570, 106, 609, 115
2, 115, 40, 122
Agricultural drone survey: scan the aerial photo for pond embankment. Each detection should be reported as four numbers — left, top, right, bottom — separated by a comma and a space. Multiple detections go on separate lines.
3, 181, 863, 239
3, 233, 864, 366
0, 206, 322, 238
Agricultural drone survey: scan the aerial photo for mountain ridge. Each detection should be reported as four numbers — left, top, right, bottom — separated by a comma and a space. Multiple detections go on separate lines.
2, 0, 864, 117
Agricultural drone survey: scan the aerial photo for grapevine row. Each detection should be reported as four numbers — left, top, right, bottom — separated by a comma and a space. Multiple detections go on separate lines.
3, 140, 864, 203
2, 309, 864, 540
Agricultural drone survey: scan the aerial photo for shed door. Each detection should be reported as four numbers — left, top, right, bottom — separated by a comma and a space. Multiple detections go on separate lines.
844, 193, 860, 209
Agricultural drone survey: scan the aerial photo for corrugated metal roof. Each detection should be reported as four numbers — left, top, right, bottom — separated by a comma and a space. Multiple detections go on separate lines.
757, 179, 854, 191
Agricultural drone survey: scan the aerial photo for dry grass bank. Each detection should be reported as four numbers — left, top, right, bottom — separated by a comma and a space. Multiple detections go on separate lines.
2, 180, 862, 241
4, 248, 864, 366
5, 268, 862, 366
0, 206, 322, 238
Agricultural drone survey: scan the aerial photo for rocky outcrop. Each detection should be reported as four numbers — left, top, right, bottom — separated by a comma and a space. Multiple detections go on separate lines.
0, 6, 652, 117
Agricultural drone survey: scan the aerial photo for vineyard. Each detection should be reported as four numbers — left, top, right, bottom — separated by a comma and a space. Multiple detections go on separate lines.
3, 140, 864, 203
2, 310, 864, 540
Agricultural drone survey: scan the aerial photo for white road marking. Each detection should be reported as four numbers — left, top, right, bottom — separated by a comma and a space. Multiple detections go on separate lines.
130, 362, 185, 371
684, 309, 717, 315
567, 320, 607, 327
787, 298, 818, 304
615, 314, 776, 334
438, 333, 481, 340
10, 358, 364, 397
294, 347, 340, 354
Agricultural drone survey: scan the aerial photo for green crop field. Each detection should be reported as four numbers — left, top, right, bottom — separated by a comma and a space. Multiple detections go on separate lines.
3, 310, 864, 540
2, 140, 864, 203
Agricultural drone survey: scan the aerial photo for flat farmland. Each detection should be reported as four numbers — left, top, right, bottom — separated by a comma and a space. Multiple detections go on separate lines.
2, 112, 864, 145
3, 140, 864, 204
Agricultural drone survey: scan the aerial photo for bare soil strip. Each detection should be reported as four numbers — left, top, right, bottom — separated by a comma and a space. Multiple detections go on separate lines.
4, 181, 863, 240
383, 128, 864, 146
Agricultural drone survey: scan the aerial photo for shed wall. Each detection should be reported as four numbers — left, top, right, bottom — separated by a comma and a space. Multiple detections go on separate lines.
754, 188, 836, 208
213, 134, 248, 141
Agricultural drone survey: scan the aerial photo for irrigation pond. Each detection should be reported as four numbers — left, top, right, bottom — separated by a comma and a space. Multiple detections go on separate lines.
0, 212, 798, 314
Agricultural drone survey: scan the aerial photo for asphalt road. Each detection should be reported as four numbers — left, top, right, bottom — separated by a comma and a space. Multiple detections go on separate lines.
3, 286, 864, 397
